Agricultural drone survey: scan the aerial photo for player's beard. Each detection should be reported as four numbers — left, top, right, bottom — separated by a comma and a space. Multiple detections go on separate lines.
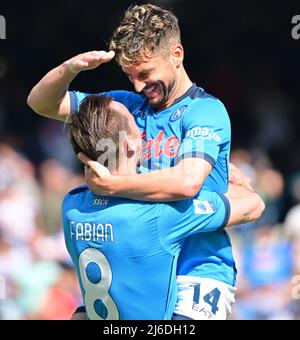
146, 80, 176, 111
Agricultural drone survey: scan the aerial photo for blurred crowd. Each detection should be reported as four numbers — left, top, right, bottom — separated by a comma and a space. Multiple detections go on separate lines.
0, 141, 83, 320
229, 149, 300, 320
0, 138, 300, 319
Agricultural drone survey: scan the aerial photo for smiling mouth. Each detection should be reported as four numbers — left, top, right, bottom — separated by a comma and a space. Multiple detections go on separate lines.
143, 84, 159, 96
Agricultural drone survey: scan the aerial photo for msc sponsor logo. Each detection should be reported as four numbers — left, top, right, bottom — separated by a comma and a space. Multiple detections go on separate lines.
186, 127, 221, 143
170, 105, 187, 122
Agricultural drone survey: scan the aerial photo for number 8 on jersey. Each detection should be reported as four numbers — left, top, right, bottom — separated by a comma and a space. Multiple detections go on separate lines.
79, 248, 119, 320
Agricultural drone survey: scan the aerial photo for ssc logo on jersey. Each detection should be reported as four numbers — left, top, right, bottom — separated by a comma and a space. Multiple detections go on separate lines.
92, 199, 109, 206
170, 105, 187, 122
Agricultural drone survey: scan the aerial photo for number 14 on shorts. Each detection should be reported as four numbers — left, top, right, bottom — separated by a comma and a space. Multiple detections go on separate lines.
191, 283, 221, 317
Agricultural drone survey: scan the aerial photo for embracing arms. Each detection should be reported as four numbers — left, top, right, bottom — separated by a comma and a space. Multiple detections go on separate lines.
79, 153, 253, 202
28, 51, 253, 202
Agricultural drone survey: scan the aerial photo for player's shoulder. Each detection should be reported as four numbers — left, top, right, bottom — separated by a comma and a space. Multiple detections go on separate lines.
184, 87, 230, 125
62, 185, 89, 208
189, 88, 228, 115
67, 185, 89, 196
105, 89, 137, 99
71, 89, 145, 112
105, 90, 146, 110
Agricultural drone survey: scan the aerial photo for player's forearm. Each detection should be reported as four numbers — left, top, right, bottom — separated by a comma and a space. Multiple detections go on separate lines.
27, 62, 76, 120
28, 50, 115, 121
95, 172, 200, 202
84, 157, 209, 202
226, 183, 253, 198
226, 188, 265, 226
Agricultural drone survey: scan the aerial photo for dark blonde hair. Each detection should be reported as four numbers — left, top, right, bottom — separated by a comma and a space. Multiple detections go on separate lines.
69, 95, 131, 171
109, 4, 181, 66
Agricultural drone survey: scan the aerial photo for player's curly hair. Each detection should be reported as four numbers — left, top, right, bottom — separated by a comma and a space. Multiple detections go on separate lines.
109, 4, 181, 66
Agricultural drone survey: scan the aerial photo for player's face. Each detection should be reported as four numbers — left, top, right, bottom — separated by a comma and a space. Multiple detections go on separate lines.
121, 53, 177, 111
109, 101, 142, 163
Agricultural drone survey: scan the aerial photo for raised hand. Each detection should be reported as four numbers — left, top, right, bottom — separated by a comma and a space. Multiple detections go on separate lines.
65, 50, 115, 74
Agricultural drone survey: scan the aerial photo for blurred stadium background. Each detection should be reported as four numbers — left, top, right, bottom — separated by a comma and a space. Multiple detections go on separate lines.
0, 0, 300, 320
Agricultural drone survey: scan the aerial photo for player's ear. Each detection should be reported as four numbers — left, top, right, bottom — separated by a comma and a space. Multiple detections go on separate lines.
123, 135, 136, 158
171, 44, 184, 68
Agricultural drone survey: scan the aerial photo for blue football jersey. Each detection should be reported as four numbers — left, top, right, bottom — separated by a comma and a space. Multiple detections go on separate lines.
69, 84, 236, 285
62, 186, 230, 320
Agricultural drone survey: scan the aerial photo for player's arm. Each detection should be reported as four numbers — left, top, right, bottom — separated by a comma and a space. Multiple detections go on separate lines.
79, 99, 233, 202
158, 185, 265, 247
81, 157, 252, 202
27, 51, 115, 121
79, 153, 212, 202
80, 155, 252, 202
225, 184, 265, 226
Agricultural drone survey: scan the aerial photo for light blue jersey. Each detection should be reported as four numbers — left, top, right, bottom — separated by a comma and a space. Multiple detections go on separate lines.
70, 84, 236, 286
62, 186, 230, 320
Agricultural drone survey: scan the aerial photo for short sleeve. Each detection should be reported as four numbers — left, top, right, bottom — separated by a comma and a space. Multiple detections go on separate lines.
158, 191, 231, 252
177, 98, 231, 167
69, 91, 91, 114
69, 90, 144, 114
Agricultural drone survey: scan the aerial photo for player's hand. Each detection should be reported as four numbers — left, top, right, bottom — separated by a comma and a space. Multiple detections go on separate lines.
229, 163, 254, 192
65, 50, 115, 74
78, 153, 112, 195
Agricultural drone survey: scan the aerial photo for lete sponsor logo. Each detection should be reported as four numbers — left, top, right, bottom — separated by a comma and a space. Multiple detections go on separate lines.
142, 131, 180, 160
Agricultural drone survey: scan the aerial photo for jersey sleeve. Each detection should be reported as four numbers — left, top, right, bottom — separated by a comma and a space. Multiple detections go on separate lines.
176, 98, 231, 167
158, 191, 231, 252
69, 90, 143, 114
